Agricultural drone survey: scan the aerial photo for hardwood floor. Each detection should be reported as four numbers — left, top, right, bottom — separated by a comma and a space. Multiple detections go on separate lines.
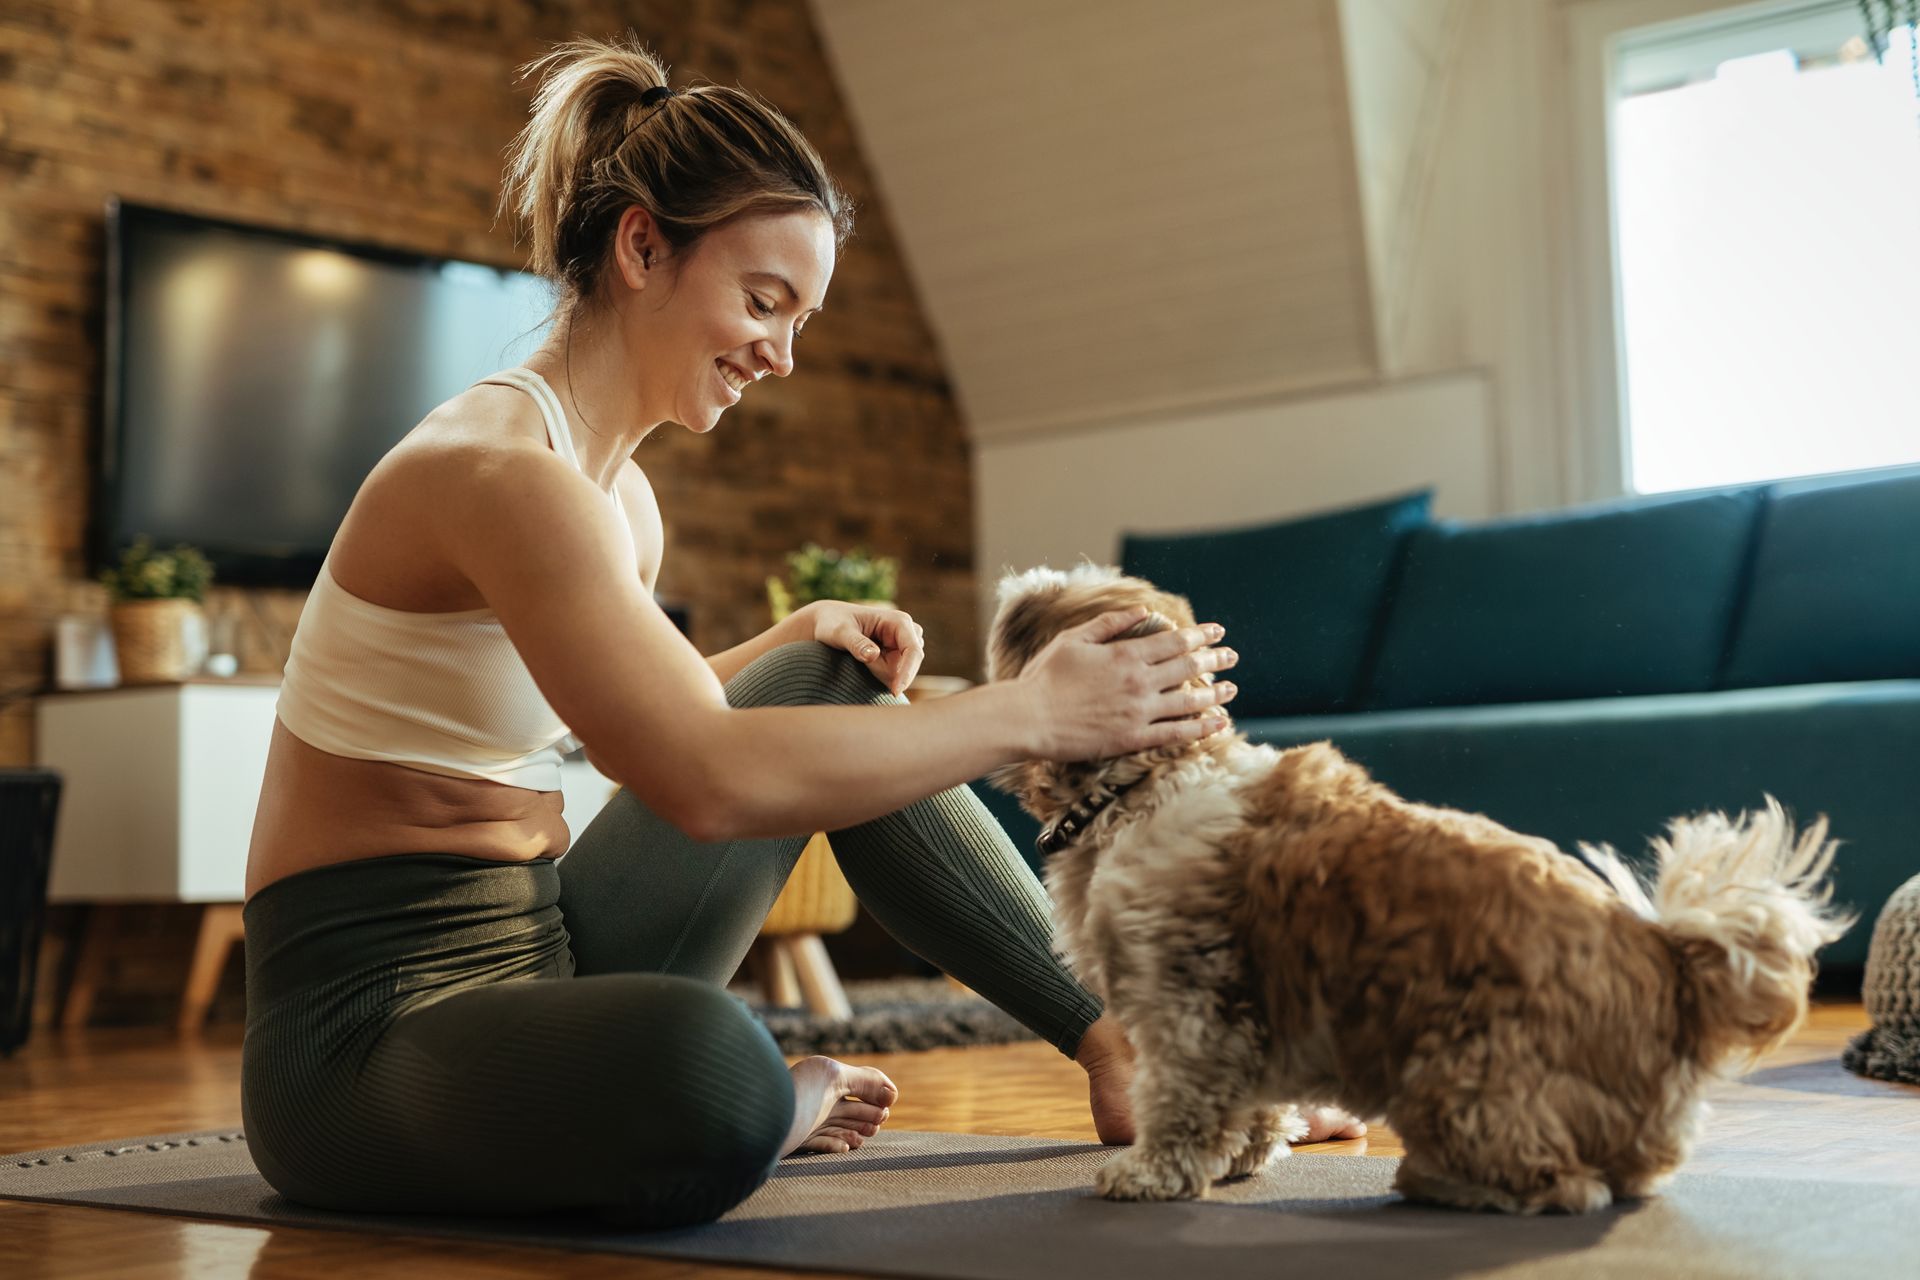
2, 1001, 1915, 1277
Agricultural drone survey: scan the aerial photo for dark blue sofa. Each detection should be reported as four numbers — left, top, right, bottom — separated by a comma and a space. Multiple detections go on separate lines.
972, 464, 1920, 968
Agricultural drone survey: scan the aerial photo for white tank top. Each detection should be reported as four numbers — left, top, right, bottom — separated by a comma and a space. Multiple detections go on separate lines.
274, 367, 622, 791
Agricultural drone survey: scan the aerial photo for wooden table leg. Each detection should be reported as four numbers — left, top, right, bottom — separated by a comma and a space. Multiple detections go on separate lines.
179, 903, 245, 1035
752, 935, 803, 1009
789, 933, 853, 1021
60, 903, 116, 1031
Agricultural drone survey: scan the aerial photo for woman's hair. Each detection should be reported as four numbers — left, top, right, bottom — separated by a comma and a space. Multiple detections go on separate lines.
500, 34, 854, 309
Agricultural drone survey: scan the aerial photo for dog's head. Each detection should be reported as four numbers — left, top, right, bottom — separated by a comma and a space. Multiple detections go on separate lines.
986, 562, 1198, 685
982, 561, 1221, 822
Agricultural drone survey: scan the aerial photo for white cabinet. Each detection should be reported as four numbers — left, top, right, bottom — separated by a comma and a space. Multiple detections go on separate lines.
35, 676, 619, 904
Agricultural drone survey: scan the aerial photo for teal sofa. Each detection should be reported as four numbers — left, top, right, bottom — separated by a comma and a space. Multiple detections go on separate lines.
972, 465, 1920, 969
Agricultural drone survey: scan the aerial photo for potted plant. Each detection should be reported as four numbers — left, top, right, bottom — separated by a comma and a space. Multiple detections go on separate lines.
766, 541, 899, 622
1860, 1, 1920, 105
97, 535, 214, 684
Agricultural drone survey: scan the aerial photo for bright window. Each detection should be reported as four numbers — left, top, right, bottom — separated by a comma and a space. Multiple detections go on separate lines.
1613, 5, 1920, 494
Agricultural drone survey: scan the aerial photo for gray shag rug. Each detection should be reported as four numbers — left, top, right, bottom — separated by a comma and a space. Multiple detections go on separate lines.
727, 976, 1043, 1055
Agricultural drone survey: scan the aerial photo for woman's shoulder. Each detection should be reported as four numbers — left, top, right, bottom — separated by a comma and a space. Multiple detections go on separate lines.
344, 386, 575, 552
364, 384, 564, 500
402, 381, 551, 460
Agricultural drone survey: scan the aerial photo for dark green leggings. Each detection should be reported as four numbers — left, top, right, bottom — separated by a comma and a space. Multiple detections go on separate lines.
241, 641, 1103, 1227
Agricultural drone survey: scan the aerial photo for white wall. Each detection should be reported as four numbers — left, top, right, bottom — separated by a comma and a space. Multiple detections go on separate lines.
813, 0, 1785, 632
972, 369, 1495, 632
1339, 0, 1569, 514
808, 0, 1379, 440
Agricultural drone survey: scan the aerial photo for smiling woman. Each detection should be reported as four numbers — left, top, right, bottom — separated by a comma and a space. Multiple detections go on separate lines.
495, 34, 845, 441
239, 32, 1241, 1234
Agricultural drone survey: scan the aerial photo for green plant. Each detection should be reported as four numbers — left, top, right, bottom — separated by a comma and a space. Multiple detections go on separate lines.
97, 535, 213, 603
767, 541, 898, 619
1860, 0, 1920, 109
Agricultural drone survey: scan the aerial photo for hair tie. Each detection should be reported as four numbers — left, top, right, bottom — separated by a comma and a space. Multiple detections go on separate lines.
616, 86, 678, 150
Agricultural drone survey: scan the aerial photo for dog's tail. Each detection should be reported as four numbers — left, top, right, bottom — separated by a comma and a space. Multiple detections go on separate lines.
1576, 797, 1855, 1072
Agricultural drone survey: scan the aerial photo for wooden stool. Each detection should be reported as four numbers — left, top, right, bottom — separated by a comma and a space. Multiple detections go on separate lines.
740, 673, 984, 1009
751, 832, 857, 1020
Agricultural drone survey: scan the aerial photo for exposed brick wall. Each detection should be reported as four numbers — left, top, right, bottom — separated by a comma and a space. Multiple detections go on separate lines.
1, 0, 974, 1024
1, 0, 976, 758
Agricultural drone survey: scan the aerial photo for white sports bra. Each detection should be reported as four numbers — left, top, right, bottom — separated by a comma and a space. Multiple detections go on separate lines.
274, 368, 621, 790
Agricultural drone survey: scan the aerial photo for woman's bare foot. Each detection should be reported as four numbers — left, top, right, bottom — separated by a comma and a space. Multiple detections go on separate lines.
1074, 1016, 1138, 1144
783, 1055, 899, 1156
1073, 1017, 1366, 1145
1296, 1104, 1367, 1143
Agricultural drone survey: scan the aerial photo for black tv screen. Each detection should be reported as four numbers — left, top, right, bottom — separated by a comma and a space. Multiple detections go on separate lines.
97, 200, 555, 588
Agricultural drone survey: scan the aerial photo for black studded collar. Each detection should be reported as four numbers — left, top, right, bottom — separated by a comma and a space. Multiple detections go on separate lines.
1036, 773, 1150, 858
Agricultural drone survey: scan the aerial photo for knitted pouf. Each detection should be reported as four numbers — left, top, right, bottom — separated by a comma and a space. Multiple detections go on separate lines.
1843, 871, 1920, 1085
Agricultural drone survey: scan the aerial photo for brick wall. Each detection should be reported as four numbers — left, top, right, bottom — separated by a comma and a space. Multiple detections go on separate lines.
1, 0, 975, 1024
1, 0, 977, 756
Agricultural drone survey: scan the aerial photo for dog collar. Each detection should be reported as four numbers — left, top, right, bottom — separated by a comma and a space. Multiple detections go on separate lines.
1036, 774, 1149, 858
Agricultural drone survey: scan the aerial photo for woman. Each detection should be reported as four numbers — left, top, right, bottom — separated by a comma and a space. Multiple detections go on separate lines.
241, 36, 1265, 1229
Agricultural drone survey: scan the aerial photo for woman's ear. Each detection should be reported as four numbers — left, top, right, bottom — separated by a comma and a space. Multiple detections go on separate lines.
611, 205, 662, 292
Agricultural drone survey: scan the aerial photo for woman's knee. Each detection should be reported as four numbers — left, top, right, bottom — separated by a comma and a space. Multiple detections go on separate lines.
599, 979, 796, 1225
725, 640, 899, 710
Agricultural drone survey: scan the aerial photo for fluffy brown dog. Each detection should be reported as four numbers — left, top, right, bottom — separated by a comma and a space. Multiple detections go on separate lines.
986, 563, 1854, 1213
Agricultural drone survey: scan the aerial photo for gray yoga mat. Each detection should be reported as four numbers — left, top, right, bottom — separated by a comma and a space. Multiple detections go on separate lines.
2, 1127, 1911, 1279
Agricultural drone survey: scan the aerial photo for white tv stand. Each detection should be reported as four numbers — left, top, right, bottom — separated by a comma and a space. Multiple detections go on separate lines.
35, 674, 619, 1030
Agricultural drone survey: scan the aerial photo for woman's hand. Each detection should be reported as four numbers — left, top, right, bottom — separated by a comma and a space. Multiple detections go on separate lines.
798, 600, 926, 697
1016, 606, 1239, 761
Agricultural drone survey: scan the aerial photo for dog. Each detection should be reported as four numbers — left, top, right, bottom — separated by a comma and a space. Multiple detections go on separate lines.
985, 562, 1854, 1214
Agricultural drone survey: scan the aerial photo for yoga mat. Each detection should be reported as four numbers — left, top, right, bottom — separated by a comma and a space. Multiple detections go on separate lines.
3, 1128, 1911, 1279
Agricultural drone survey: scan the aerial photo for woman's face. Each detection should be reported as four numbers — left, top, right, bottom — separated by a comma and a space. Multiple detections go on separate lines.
629, 208, 834, 433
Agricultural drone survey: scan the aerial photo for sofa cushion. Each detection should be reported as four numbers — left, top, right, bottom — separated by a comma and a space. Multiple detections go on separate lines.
1119, 489, 1432, 717
1362, 487, 1765, 710
1720, 467, 1920, 689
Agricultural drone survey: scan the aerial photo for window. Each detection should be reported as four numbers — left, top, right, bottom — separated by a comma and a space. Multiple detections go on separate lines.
1613, 2, 1920, 494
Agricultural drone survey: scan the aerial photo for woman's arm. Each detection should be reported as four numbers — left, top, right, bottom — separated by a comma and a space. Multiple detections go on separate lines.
581, 681, 1032, 835
431, 445, 1227, 843
704, 609, 814, 685
691, 682, 1037, 839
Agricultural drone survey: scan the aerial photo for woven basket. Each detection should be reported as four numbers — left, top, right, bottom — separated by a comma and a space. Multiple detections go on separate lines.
1843, 872, 1920, 1084
760, 831, 858, 937
109, 599, 205, 684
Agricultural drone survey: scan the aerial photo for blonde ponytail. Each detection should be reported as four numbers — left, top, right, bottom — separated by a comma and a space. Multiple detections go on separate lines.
499, 34, 853, 306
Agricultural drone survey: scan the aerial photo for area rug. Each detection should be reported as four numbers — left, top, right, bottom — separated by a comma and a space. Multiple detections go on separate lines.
3, 1127, 1913, 1279
729, 976, 1043, 1055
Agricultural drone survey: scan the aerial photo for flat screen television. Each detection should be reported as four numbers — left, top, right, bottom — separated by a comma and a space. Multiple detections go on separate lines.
96, 199, 557, 589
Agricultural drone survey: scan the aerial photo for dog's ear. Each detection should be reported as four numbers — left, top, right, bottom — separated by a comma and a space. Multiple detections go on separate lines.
986, 570, 1072, 683
983, 758, 1039, 800
988, 568, 1201, 683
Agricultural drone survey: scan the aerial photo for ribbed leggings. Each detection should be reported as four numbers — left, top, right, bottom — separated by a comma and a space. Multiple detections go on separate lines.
240, 641, 1103, 1228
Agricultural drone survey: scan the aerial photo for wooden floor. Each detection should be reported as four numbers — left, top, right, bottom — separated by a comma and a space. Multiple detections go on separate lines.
3, 1001, 1916, 1278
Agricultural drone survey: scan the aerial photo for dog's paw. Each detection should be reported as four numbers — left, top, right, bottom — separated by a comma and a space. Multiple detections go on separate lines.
1224, 1138, 1284, 1179
1292, 1104, 1368, 1143
1223, 1106, 1297, 1179
1094, 1148, 1214, 1201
